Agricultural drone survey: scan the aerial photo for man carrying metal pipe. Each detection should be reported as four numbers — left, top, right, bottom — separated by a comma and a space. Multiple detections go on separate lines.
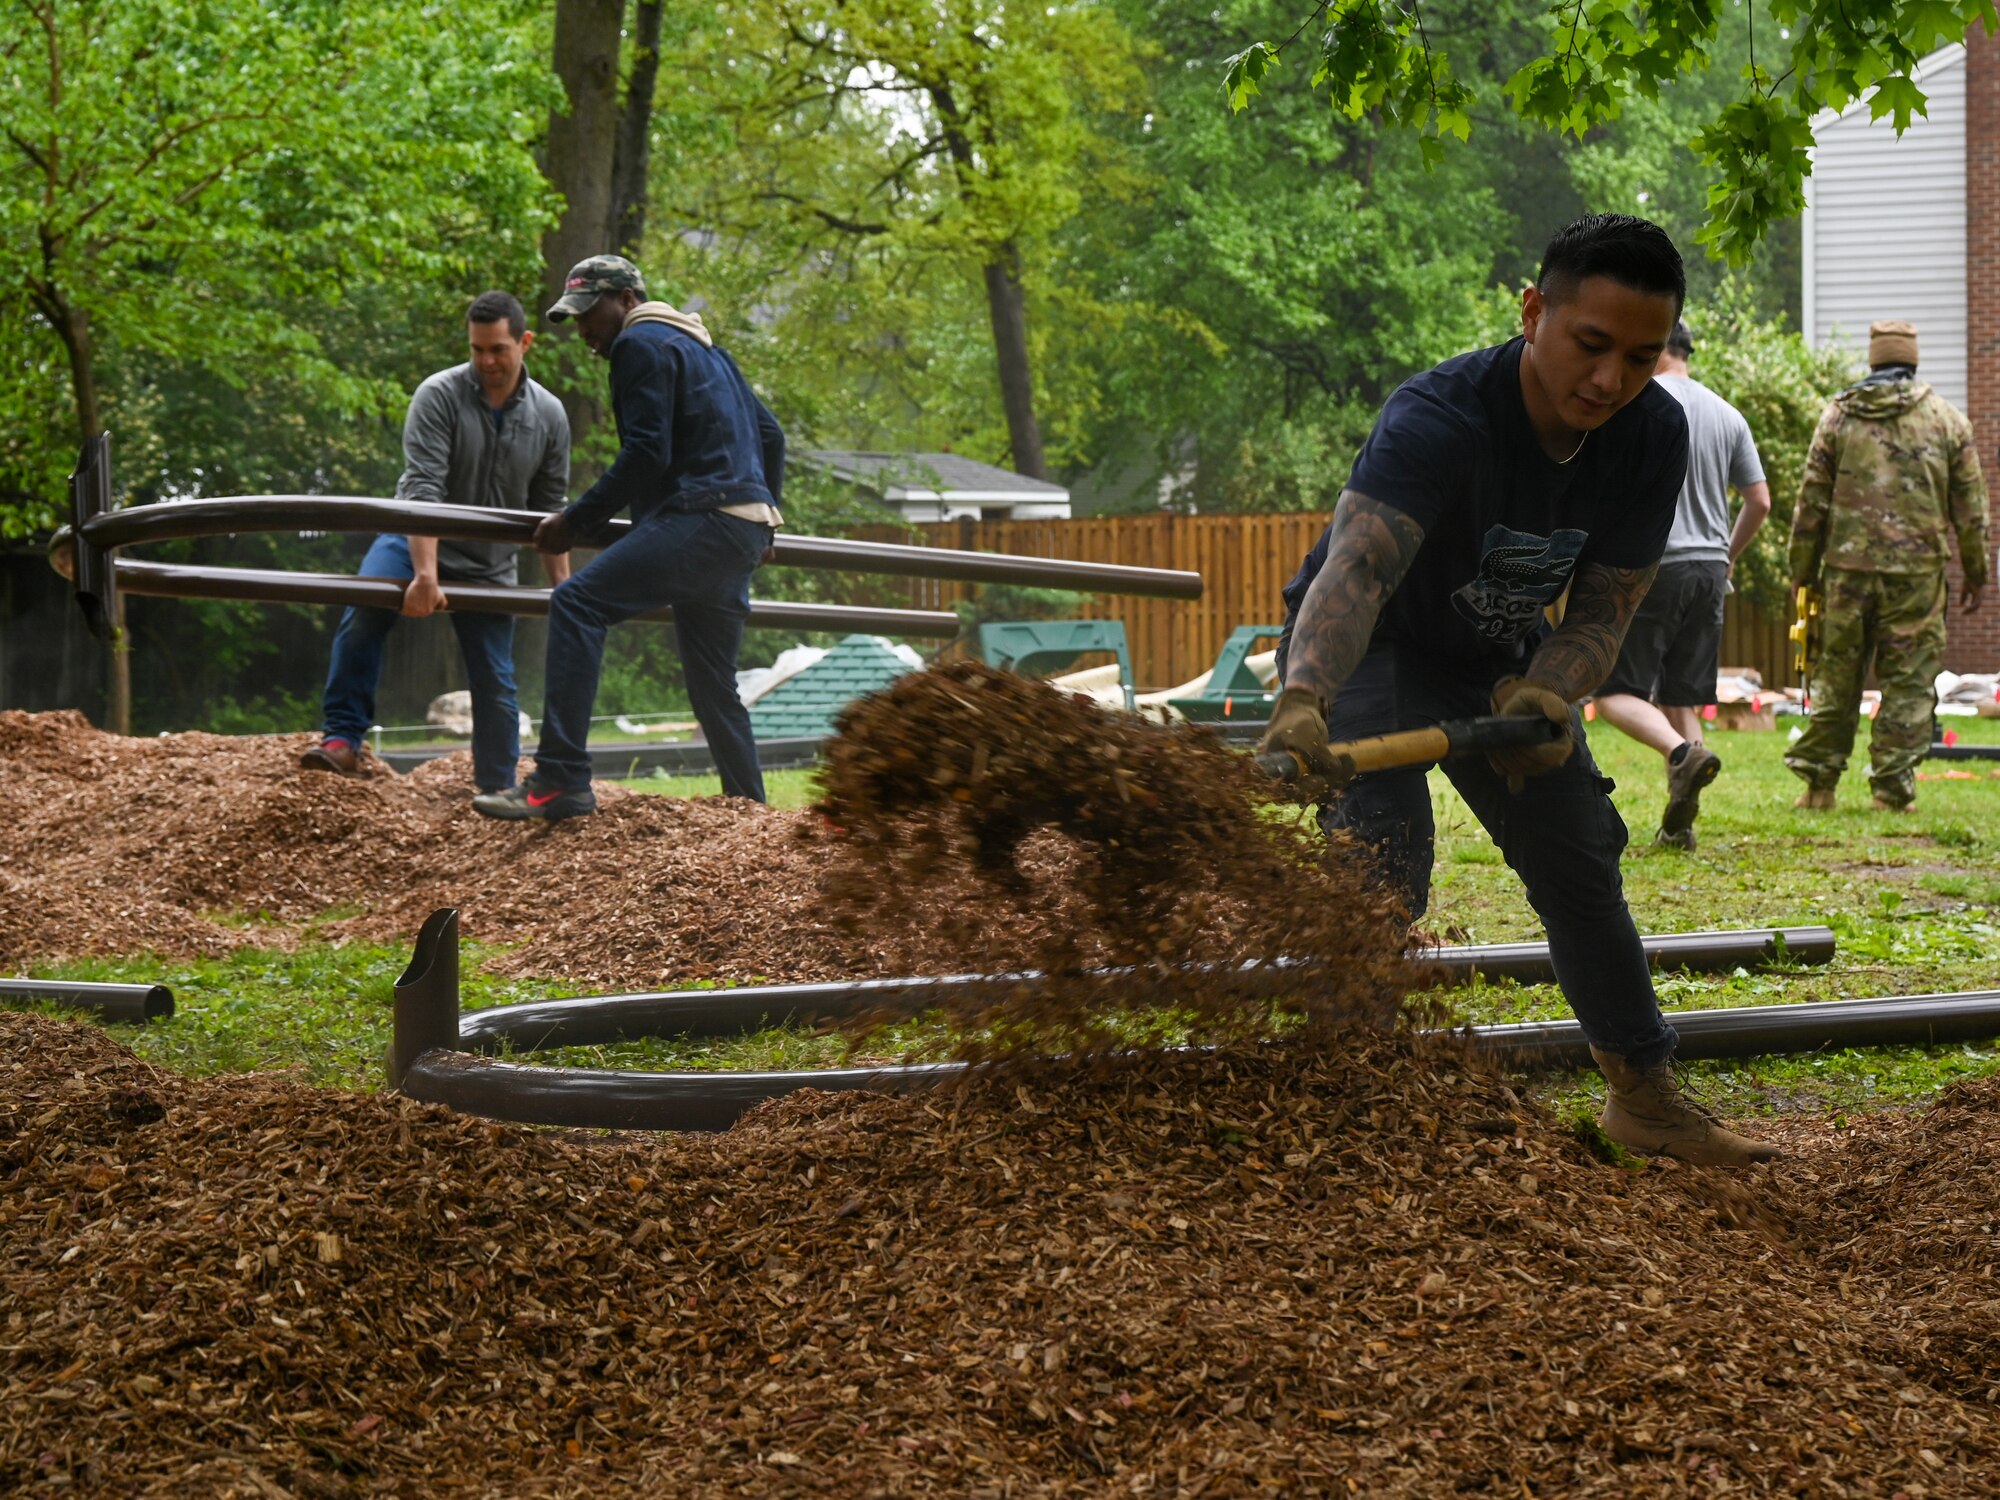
474, 256, 784, 819
301, 292, 572, 794
1263, 215, 1778, 1167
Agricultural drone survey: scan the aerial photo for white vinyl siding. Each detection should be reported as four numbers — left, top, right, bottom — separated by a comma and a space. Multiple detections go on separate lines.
1802, 45, 1968, 410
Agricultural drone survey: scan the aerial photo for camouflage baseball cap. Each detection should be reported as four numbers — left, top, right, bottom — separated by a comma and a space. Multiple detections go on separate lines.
547, 254, 646, 321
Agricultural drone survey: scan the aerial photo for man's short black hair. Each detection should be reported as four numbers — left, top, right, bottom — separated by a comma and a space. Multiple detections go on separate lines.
1537, 214, 1686, 317
466, 290, 527, 341
1666, 319, 1695, 356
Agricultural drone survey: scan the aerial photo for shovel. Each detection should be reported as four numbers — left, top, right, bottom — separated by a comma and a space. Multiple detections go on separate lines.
1256, 714, 1570, 799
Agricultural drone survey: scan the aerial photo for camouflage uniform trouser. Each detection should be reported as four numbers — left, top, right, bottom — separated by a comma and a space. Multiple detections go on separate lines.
1783, 568, 1946, 808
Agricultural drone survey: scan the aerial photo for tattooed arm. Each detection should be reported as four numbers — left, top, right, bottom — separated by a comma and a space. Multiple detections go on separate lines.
1522, 560, 1658, 701
1283, 490, 1429, 704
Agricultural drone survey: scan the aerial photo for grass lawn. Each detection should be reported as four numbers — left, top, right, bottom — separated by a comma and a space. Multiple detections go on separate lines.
12, 713, 2000, 1118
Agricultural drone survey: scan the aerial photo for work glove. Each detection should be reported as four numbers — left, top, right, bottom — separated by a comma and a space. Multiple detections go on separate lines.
1258, 687, 1340, 783
1488, 675, 1574, 792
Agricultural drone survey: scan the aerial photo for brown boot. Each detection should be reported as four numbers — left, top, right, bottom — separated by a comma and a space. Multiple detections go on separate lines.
300, 737, 360, 775
1590, 1047, 1782, 1166
1793, 787, 1835, 810
1871, 794, 1915, 813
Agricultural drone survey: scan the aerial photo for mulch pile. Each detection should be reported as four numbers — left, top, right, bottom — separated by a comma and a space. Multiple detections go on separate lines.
0, 707, 1278, 991
7, 1009, 2000, 1496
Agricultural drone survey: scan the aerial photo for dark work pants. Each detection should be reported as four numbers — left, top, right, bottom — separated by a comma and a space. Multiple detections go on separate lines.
535, 508, 771, 802
320, 534, 521, 792
1324, 645, 1677, 1068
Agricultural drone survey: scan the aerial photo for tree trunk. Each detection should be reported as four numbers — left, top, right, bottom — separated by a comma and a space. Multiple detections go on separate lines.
982, 247, 1046, 479
609, 0, 664, 254
541, 0, 625, 319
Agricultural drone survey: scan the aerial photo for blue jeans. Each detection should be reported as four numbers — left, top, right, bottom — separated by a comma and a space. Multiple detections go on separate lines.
1323, 644, 1678, 1068
319, 534, 521, 792
535, 509, 770, 802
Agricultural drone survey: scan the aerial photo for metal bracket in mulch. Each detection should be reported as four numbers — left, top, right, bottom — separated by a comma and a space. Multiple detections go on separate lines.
384, 909, 2000, 1133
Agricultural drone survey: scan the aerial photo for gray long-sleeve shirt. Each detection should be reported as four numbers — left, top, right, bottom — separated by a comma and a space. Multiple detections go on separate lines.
394, 362, 571, 584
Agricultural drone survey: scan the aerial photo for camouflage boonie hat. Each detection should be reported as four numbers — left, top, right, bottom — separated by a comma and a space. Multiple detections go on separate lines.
547, 254, 646, 321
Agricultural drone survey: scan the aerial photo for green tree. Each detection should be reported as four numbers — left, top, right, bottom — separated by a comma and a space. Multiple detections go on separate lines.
693, 0, 1148, 478
1226, 0, 1999, 259
0, 0, 556, 536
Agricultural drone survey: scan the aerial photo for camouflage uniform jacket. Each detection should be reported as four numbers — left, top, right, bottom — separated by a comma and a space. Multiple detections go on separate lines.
1788, 374, 1988, 588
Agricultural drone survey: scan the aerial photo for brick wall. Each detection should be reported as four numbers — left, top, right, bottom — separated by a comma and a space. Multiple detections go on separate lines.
1961, 23, 2000, 669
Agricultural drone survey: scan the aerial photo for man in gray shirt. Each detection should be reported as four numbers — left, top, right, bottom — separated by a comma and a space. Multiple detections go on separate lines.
300, 291, 571, 793
1596, 320, 1770, 849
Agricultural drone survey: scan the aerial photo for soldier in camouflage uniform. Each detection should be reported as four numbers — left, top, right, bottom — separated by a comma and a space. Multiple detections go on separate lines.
1785, 321, 1989, 811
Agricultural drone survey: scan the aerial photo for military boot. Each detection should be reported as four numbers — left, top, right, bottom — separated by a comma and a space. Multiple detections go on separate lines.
1590, 1047, 1782, 1166
1793, 787, 1835, 810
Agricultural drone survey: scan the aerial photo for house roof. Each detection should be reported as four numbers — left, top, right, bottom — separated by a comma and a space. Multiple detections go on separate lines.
805, 450, 1069, 502
745, 634, 915, 741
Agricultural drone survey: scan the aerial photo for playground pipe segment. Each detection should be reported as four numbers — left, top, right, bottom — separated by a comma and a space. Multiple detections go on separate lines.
450, 926, 1837, 1056
391, 911, 1921, 1133
64, 485, 1201, 645
0, 977, 175, 1023
112, 559, 963, 638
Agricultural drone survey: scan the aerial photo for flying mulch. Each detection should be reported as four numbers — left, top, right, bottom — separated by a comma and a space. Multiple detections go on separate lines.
811, 662, 1416, 1059
6, 1008, 2000, 1497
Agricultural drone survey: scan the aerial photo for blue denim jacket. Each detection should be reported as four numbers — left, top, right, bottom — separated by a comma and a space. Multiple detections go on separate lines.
564, 322, 785, 537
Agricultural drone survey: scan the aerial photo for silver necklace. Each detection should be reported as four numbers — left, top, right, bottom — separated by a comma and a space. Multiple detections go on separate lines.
1555, 427, 1589, 465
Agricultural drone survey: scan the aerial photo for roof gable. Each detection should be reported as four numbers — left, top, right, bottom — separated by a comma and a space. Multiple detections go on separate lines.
745, 633, 916, 740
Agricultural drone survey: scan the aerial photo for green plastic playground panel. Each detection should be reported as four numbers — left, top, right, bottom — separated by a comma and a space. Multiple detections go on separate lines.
1166, 624, 1282, 722
977, 620, 1135, 711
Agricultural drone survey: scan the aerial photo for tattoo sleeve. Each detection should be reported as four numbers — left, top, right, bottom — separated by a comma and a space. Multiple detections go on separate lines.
1525, 560, 1658, 701
1284, 490, 1428, 703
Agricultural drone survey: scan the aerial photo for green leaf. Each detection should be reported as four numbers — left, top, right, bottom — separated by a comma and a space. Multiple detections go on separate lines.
1223, 42, 1278, 113
1867, 74, 1927, 134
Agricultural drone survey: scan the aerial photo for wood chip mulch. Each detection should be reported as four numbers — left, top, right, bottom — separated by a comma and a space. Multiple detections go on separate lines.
0, 708, 1281, 990
7, 1010, 1999, 1497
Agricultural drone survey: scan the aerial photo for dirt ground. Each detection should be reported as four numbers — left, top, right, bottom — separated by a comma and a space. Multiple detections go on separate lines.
7, 1011, 1999, 1497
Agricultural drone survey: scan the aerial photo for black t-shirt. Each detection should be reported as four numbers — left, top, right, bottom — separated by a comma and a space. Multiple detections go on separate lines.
1281, 338, 1689, 668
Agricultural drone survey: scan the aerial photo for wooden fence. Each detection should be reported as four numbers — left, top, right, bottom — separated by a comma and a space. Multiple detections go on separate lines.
847, 513, 1797, 692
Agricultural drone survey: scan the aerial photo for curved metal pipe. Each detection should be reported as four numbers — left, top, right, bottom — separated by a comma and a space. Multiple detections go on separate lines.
77, 495, 1203, 599
390, 908, 461, 1089
112, 559, 963, 637
406, 989, 2000, 1132
0, 977, 174, 1023
398, 1051, 963, 1132
455, 927, 1836, 1053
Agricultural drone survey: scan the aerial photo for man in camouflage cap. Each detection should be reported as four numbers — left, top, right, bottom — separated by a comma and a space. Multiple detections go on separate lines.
1785, 321, 1989, 812
474, 253, 785, 819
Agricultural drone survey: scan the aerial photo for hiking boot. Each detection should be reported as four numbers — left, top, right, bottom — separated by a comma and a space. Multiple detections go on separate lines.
1872, 794, 1915, 814
1660, 742, 1720, 838
300, 737, 360, 775
1591, 1047, 1782, 1166
1793, 787, 1835, 811
472, 775, 597, 823
1653, 826, 1696, 852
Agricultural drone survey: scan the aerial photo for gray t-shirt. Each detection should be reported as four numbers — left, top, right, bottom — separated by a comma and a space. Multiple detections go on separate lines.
394, 363, 571, 584
1654, 374, 1764, 564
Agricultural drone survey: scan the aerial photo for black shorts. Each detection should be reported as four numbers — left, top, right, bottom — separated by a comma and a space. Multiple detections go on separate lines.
1599, 559, 1728, 706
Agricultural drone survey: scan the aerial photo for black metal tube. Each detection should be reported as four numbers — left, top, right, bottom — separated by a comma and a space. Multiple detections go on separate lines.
67, 434, 117, 642
390, 908, 461, 1090
78, 495, 1203, 599
397, 1051, 964, 1132
1928, 741, 2000, 761
408, 989, 2000, 1132
112, 559, 963, 638
1470, 989, 2000, 1069
0, 977, 174, 1023
1426, 925, 1835, 986
456, 927, 1835, 1051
